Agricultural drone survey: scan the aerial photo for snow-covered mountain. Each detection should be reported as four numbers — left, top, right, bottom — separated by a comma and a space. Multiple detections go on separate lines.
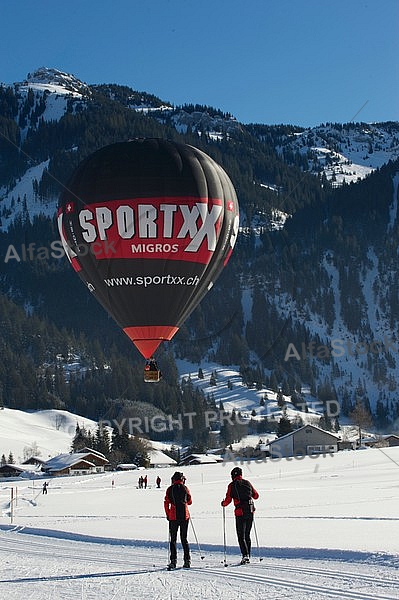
1, 66, 399, 434
1, 67, 398, 232
1, 69, 399, 599
7, 67, 89, 136
277, 121, 399, 185
21, 66, 90, 96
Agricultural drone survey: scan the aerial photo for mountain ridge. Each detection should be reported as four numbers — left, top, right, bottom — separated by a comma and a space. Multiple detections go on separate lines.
1, 67, 398, 231
0, 66, 398, 437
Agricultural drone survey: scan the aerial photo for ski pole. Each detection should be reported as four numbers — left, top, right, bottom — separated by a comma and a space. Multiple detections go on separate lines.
252, 513, 263, 562
189, 517, 204, 560
222, 506, 227, 566
167, 521, 171, 565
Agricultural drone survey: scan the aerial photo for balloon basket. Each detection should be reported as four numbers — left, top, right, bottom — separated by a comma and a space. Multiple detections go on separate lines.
143, 369, 161, 383
144, 358, 161, 382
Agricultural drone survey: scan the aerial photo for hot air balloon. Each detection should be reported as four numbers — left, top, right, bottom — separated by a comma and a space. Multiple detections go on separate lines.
58, 138, 239, 381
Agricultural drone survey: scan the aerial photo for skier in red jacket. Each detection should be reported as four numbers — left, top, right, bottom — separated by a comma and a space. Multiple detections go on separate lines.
221, 467, 259, 564
164, 472, 192, 569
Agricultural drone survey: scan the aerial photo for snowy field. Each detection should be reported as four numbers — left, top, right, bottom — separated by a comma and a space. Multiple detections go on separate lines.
1, 447, 399, 599
0, 408, 98, 462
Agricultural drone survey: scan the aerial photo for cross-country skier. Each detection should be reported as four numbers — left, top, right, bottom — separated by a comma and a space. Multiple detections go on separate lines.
164, 471, 192, 569
221, 467, 259, 564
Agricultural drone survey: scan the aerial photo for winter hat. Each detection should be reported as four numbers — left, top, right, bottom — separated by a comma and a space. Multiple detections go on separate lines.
231, 467, 242, 480
172, 471, 184, 482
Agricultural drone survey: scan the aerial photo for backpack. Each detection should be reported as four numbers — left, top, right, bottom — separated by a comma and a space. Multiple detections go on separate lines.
169, 483, 189, 520
231, 479, 255, 515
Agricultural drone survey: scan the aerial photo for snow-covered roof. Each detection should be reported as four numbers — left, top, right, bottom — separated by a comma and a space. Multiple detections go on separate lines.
22, 456, 46, 464
149, 450, 177, 465
75, 447, 107, 459
43, 453, 95, 471
0, 463, 41, 474
268, 424, 340, 445
180, 453, 223, 464
0, 464, 25, 472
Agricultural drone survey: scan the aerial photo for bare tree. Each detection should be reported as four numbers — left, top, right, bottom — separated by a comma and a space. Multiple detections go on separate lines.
54, 414, 66, 430
349, 400, 373, 447
23, 441, 41, 461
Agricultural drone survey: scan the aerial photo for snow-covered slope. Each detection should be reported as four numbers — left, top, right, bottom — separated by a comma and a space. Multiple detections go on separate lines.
278, 122, 399, 185
177, 359, 321, 423
12, 67, 89, 135
21, 67, 90, 96
0, 361, 360, 469
0, 68, 90, 230
0, 408, 98, 463
0, 447, 398, 599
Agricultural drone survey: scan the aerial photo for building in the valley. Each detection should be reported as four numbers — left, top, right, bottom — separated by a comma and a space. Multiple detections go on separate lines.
267, 424, 340, 458
42, 448, 108, 476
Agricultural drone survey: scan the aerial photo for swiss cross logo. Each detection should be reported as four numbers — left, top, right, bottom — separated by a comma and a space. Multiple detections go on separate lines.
66, 202, 74, 213
226, 201, 234, 211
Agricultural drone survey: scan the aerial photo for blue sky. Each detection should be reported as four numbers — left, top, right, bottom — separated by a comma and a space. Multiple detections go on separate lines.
1, 0, 398, 127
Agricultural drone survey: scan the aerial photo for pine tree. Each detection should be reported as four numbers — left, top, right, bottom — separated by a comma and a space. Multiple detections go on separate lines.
128, 436, 151, 468
277, 409, 292, 437
71, 423, 92, 452
277, 389, 285, 408
108, 424, 130, 469
94, 423, 111, 457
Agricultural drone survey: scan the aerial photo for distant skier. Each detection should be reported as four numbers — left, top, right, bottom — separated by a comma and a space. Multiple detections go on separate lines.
42, 481, 48, 495
156, 475, 161, 488
164, 471, 192, 569
221, 467, 259, 564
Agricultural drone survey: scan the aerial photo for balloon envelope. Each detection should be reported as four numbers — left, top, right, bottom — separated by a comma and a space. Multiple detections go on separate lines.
58, 139, 239, 358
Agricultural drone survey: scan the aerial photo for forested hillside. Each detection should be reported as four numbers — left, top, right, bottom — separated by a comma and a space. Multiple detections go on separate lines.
1, 68, 398, 441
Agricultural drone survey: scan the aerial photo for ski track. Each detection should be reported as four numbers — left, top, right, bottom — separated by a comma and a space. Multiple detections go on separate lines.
0, 531, 398, 600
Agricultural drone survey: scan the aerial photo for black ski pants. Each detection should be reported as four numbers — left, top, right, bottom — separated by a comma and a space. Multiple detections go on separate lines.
169, 519, 190, 563
235, 514, 253, 557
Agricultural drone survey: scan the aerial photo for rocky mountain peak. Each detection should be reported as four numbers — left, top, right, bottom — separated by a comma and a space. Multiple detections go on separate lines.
24, 67, 90, 95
